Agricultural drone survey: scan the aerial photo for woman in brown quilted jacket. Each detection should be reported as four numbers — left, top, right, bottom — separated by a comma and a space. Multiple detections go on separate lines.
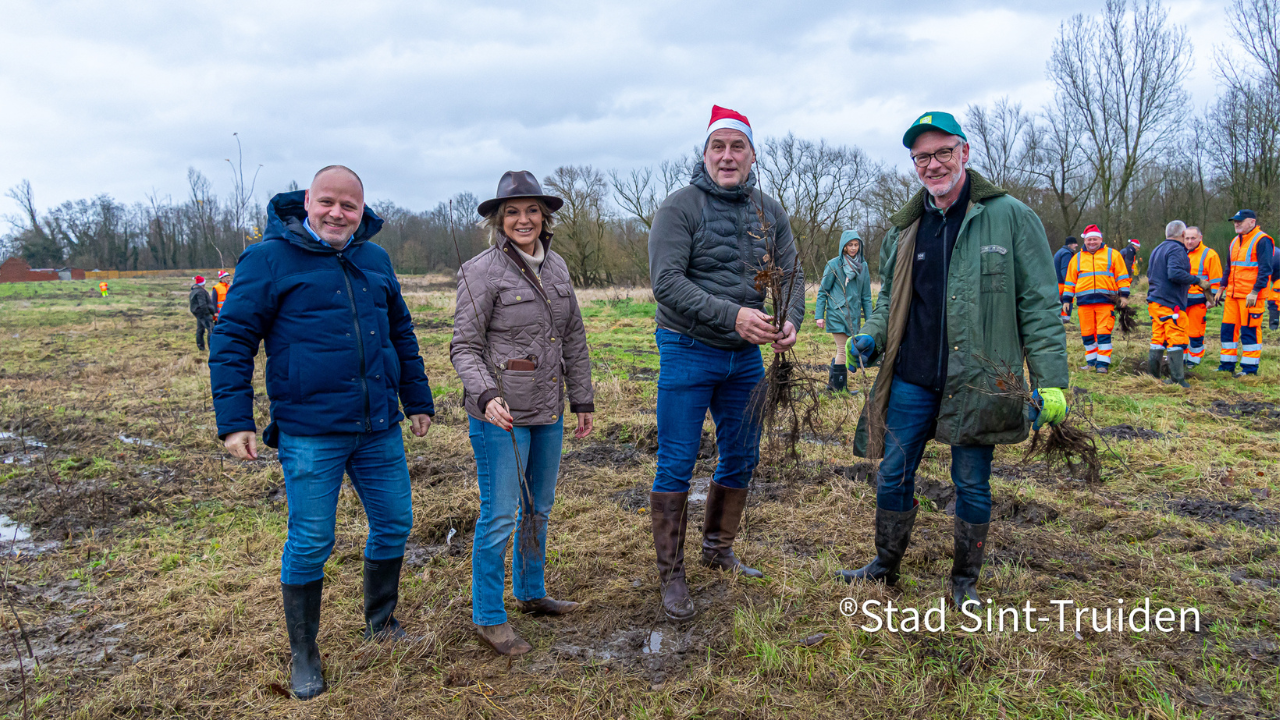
449, 171, 595, 656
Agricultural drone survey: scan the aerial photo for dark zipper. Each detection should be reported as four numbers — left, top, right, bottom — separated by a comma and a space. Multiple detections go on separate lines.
337, 252, 371, 432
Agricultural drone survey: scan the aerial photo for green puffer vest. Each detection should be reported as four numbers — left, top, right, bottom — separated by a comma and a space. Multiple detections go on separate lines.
854, 170, 1069, 457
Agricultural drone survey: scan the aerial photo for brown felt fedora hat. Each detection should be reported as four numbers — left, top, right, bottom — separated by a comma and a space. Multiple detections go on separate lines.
476, 171, 564, 218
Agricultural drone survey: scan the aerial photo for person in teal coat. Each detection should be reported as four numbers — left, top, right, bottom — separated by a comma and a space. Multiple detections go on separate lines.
815, 230, 874, 391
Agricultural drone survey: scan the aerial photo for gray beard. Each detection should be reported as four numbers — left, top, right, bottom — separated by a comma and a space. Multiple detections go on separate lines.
928, 167, 965, 200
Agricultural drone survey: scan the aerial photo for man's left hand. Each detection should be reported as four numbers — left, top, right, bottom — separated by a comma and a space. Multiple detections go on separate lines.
574, 412, 594, 439
770, 321, 797, 353
409, 414, 432, 437
1030, 388, 1068, 430
1247, 291, 1259, 307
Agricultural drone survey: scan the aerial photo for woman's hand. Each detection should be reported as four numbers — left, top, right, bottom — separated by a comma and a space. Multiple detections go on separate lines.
815, 318, 825, 329
484, 397, 514, 431
574, 412, 594, 439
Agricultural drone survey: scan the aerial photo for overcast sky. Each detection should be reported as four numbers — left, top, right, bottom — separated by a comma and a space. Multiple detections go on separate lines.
1, 0, 1235, 216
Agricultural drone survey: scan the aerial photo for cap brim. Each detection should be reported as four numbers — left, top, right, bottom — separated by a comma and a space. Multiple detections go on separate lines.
477, 194, 565, 218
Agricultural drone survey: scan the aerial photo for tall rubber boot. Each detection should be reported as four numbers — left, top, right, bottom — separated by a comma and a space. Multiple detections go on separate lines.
1147, 349, 1164, 379
836, 500, 918, 584
1167, 349, 1190, 388
950, 518, 989, 610
701, 481, 764, 578
650, 491, 696, 621
363, 556, 407, 640
832, 362, 848, 393
281, 579, 326, 700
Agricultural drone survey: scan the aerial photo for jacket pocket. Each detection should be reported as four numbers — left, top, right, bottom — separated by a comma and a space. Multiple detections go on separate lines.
498, 368, 537, 414
980, 245, 1008, 293
492, 288, 539, 331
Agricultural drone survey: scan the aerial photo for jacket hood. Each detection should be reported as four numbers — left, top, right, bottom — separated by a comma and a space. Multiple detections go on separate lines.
890, 169, 1007, 230
265, 190, 384, 252
690, 163, 758, 203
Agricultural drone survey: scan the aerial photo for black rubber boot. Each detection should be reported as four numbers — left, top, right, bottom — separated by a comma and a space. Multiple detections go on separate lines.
832, 362, 848, 393
836, 500, 918, 584
281, 579, 326, 700
651, 491, 696, 621
1147, 349, 1163, 379
1167, 349, 1190, 388
950, 518, 989, 610
825, 360, 846, 393
363, 556, 407, 640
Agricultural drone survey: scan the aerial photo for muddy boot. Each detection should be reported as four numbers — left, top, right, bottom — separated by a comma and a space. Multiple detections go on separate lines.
651, 491, 696, 621
474, 622, 532, 656
517, 597, 580, 616
1167, 349, 1190, 388
281, 579, 326, 700
363, 556, 407, 640
1147, 349, 1164, 379
950, 518, 989, 610
836, 500, 918, 584
701, 481, 764, 578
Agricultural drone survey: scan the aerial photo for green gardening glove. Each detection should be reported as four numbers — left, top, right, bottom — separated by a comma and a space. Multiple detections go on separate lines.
1029, 388, 1067, 430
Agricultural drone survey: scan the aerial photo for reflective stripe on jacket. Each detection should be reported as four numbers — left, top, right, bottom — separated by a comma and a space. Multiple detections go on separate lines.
1225, 227, 1275, 298
1062, 247, 1130, 305
1186, 244, 1222, 304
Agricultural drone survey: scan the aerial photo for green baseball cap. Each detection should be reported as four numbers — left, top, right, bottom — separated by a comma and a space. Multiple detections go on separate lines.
902, 111, 967, 149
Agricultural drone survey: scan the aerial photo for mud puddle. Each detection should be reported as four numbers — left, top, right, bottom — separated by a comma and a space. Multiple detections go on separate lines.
550, 622, 711, 681
1209, 400, 1280, 430
1169, 497, 1279, 529
1096, 424, 1166, 441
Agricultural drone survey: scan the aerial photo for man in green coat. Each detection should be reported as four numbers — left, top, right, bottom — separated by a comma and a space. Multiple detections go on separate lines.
841, 112, 1069, 609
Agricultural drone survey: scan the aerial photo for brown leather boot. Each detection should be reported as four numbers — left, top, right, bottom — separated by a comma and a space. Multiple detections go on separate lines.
650, 491, 696, 621
474, 622, 532, 656
700, 481, 764, 578
517, 597, 579, 616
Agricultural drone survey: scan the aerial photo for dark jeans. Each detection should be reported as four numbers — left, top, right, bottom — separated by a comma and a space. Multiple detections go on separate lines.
878, 376, 994, 524
195, 314, 213, 350
276, 427, 412, 585
652, 328, 765, 493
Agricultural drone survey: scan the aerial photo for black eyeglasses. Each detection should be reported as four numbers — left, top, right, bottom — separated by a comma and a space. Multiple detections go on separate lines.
911, 142, 964, 168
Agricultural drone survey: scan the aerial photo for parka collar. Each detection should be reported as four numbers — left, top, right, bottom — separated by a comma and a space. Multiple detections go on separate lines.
690, 163, 758, 203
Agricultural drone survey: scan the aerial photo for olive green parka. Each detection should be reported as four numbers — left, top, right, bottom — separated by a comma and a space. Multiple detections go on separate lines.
854, 170, 1069, 458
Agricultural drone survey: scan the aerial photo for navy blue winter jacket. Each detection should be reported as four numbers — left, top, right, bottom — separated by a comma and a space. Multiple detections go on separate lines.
1146, 238, 1197, 311
1053, 246, 1074, 284
210, 191, 434, 446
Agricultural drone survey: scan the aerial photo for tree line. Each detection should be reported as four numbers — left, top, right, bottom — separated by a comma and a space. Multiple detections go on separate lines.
4, 0, 1278, 284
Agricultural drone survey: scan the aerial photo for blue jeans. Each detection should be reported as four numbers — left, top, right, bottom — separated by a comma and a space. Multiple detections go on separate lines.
277, 427, 413, 585
878, 377, 994, 525
468, 416, 564, 626
652, 328, 766, 493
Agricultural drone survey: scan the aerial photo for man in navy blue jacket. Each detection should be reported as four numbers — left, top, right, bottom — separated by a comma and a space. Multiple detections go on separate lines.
1054, 236, 1079, 323
210, 166, 434, 700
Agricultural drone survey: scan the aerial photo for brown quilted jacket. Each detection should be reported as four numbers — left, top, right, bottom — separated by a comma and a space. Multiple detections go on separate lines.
449, 232, 595, 426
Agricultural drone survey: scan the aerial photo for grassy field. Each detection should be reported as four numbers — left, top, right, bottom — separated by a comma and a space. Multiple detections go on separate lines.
0, 274, 1277, 719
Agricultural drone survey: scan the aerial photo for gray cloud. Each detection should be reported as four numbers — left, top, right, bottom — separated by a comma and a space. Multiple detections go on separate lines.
0, 0, 1228, 214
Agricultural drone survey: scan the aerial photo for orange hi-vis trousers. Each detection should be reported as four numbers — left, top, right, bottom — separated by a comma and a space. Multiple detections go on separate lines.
1148, 302, 1189, 351
1185, 303, 1208, 365
1220, 297, 1265, 373
1078, 303, 1115, 367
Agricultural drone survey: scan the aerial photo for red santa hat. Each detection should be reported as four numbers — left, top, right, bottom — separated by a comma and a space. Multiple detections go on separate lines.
194, 275, 205, 285
1082, 225, 1102, 239
1128, 238, 1140, 246
218, 270, 230, 279
705, 105, 754, 149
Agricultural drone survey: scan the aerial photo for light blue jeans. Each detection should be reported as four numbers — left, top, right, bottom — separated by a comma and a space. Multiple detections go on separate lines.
468, 416, 564, 626
276, 427, 413, 585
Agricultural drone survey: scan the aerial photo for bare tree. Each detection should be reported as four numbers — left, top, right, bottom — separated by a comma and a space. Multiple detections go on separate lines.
965, 98, 1041, 197
225, 133, 262, 252
545, 165, 612, 286
1049, 0, 1192, 240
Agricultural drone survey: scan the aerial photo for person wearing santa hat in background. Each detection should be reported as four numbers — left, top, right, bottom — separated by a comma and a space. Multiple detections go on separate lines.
188, 275, 216, 352
1121, 238, 1141, 280
212, 270, 232, 322
1061, 225, 1131, 373
646, 105, 805, 621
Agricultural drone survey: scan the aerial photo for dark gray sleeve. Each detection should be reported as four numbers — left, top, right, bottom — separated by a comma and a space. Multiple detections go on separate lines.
648, 193, 740, 334
771, 204, 806, 330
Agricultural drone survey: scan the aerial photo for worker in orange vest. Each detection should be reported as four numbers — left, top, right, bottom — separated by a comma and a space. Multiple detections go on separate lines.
1216, 210, 1275, 376
1061, 224, 1131, 373
1182, 226, 1222, 368
98, 280, 109, 297
212, 271, 231, 321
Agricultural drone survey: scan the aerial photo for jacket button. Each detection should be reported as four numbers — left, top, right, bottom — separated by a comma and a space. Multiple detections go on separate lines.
351, 377, 356, 382
552, 376, 557, 382
378, 418, 384, 423
951, 295, 956, 300
363, 288, 367, 292
346, 333, 350, 337
376, 374, 381, 379
370, 330, 375, 335
550, 337, 556, 342
551, 415, 557, 421
516, 295, 522, 301
954, 346, 959, 351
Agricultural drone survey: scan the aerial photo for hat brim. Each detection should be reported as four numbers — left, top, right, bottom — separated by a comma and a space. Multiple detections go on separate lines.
903, 124, 966, 150
477, 194, 564, 218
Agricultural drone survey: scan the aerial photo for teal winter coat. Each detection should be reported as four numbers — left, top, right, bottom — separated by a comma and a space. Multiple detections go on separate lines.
815, 242, 873, 336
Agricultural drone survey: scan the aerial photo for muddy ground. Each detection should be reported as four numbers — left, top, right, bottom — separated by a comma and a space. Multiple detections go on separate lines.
0, 276, 1278, 718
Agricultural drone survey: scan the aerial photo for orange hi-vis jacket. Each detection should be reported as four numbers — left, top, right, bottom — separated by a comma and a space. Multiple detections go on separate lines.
1062, 246, 1131, 306
98, 281, 108, 293
1186, 243, 1223, 305
212, 281, 230, 316
1223, 226, 1275, 300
